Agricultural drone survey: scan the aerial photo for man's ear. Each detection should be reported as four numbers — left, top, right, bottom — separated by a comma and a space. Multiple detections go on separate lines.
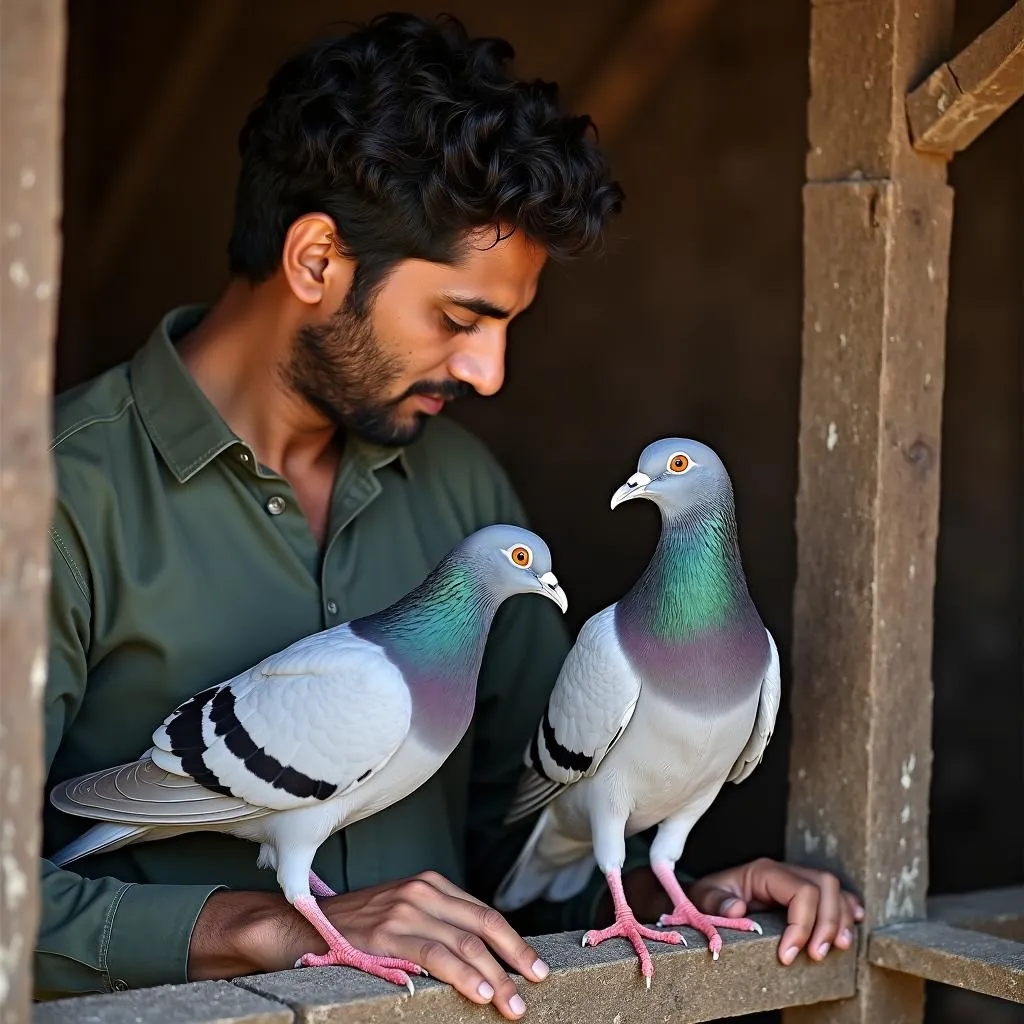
281, 213, 354, 308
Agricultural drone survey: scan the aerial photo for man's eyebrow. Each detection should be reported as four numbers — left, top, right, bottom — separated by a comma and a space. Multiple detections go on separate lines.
442, 293, 512, 320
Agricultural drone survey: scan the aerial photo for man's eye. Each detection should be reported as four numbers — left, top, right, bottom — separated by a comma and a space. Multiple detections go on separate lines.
442, 313, 480, 335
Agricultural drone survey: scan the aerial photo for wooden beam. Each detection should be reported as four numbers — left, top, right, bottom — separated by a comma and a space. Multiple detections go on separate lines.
87, 0, 243, 291
907, 0, 1024, 155
0, 1, 65, 1021
869, 921, 1024, 1004
784, 1, 956, 1023
571, 0, 715, 147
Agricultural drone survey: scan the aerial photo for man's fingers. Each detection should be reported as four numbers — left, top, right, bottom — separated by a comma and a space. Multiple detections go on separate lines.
804, 873, 841, 960
775, 882, 820, 965
407, 932, 525, 1021
416, 887, 548, 983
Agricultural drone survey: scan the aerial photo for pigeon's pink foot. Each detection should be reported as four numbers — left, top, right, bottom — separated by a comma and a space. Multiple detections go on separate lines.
651, 861, 762, 961
583, 869, 683, 988
292, 895, 425, 994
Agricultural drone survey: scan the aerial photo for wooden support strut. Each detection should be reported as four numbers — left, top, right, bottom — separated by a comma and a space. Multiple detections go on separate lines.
783, 1, 956, 1023
907, 0, 1024, 154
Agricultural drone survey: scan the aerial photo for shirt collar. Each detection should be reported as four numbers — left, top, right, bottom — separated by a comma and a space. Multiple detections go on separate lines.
131, 306, 412, 483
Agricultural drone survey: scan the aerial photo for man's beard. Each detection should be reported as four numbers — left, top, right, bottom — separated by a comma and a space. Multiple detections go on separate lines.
285, 300, 472, 447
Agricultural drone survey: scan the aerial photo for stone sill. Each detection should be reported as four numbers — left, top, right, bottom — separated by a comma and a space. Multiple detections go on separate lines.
33, 914, 858, 1024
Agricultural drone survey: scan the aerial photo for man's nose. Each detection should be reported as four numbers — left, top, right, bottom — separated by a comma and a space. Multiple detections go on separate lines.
447, 330, 507, 397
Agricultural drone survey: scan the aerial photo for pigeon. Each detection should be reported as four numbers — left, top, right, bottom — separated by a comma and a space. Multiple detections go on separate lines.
49, 524, 568, 993
494, 439, 780, 986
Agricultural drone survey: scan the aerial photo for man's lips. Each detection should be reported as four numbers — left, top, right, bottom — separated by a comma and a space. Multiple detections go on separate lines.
412, 394, 445, 415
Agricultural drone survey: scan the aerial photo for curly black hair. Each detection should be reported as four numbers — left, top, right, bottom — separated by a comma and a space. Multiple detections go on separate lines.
227, 12, 624, 310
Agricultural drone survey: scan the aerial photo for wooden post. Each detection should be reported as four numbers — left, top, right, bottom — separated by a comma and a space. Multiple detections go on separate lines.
0, 1, 65, 1021
784, 2, 956, 1022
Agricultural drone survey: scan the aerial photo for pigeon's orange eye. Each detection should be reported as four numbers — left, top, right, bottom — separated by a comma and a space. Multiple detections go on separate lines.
667, 453, 690, 474
510, 545, 533, 568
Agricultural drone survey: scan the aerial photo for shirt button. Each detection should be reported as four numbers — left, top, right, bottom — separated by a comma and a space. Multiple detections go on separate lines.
326, 600, 338, 616
113, 979, 128, 991
265, 495, 286, 516
238, 449, 252, 465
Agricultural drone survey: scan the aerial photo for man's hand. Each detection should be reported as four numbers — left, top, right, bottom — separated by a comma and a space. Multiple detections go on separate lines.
617, 857, 863, 965
190, 871, 547, 1020
684, 858, 864, 964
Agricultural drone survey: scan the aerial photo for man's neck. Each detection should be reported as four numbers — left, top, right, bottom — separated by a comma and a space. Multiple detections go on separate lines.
176, 280, 340, 479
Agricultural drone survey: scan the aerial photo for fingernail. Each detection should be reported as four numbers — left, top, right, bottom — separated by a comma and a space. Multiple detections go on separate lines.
720, 897, 739, 912
477, 981, 494, 1000
817, 942, 831, 957
509, 994, 526, 1015
782, 945, 799, 964
854, 906, 865, 920
839, 928, 853, 947
532, 958, 549, 979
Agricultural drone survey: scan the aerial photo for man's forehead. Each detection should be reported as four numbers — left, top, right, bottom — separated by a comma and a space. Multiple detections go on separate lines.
397, 229, 546, 313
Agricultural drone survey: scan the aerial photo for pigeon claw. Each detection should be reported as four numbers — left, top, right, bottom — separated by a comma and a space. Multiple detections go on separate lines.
658, 905, 762, 960
583, 917, 681, 986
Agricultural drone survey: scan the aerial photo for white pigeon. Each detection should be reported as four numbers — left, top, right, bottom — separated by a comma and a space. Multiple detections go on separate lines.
494, 439, 780, 986
49, 524, 568, 993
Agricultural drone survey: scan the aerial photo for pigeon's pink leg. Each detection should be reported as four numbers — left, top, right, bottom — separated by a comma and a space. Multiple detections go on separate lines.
583, 868, 684, 987
652, 861, 762, 960
308, 871, 336, 898
292, 895, 426, 993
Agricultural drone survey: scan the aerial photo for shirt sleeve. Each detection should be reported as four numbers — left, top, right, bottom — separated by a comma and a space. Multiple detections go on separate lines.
461, 463, 656, 935
34, 515, 223, 998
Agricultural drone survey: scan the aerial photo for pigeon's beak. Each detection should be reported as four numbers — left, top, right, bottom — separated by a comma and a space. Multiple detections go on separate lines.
610, 472, 652, 510
537, 571, 568, 614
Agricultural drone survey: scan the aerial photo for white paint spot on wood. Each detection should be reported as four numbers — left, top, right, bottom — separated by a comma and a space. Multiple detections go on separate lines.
20, 167, 36, 189
803, 828, 821, 854
924, 372, 932, 386
35, 280, 52, 301
2, 854, 28, 910
825, 833, 838, 858
838, 332, 847, 347
5, 222, 22, 239
908, 560, 916, 581
901, 753, 916, 790
926, 261, 936, 281
8, 261, 30, 289
826, 422, 839, 451
885, 857, 921, 919
29, 648, 46, 696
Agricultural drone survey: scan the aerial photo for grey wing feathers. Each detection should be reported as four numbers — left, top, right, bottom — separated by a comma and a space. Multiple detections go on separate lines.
504, 605, 641, 825
147, 624, 413, 812
727, 629, 781, 784
49, 757, 268, 826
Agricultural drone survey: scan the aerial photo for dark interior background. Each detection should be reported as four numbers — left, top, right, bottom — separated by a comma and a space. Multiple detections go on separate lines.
55, 2, 1022, 1020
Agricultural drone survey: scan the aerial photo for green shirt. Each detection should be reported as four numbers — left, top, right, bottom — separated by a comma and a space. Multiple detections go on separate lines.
39, 307, 627, 998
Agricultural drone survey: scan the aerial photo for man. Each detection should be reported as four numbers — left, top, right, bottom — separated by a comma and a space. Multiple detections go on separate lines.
39, 13, 861, 1019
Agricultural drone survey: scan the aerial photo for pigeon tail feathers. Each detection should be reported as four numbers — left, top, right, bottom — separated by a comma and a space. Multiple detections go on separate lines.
493, 808, 595, 911
50, 822, 152, 867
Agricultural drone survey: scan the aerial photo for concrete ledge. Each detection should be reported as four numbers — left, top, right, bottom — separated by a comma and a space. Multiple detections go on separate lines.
33, 980, 294, 1024
236, 914, 857, 1023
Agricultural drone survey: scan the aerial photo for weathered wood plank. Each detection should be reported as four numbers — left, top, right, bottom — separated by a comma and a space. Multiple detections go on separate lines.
785, 2, 956, 1023
928, 886, 1024, 942
869, 921, 1024, 1003
907, 0, 1024, 154
237, 918, 857, 1024
0, 1, 65, 1021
